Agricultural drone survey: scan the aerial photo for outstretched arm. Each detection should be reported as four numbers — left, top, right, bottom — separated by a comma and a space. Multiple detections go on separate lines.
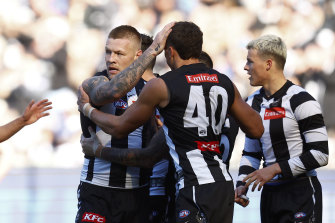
0, 99, 52, 142
82, 22, 175, 106
81, 127, 169, 168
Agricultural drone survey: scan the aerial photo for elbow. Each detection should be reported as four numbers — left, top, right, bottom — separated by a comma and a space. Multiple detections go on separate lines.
246, 124, 264, 139
250, 116, 264, 138
92, 88, 122, 106
320, 154, 329, 167
255, 125, 264, 138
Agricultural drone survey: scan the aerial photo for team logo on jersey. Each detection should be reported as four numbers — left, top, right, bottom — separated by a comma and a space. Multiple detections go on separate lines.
114, 99, 128, 109
179, 210, 190, 218
294, 212, 306, 219
195, 141, 220, 154
264, 107, 285, 120
82, 212, 106, 223
185, 73, 219, 83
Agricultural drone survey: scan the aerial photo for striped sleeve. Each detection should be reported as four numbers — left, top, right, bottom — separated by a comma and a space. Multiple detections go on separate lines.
279, 91, 329, 178
236, 136, 263, 187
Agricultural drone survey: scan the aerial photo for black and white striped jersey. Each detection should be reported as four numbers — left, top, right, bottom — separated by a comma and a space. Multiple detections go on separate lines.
80, 70, 152, 189
237, 80, 328, 186
158, 63, 235, 190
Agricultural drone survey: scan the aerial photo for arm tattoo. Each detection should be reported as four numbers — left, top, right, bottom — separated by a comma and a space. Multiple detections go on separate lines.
91, 50, 156, 105
82, 76, 109, 106
100, 129, 168, 168
155, 44, 160, 52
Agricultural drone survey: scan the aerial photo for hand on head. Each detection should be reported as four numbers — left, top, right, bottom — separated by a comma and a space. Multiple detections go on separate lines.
149, 22, 175, 56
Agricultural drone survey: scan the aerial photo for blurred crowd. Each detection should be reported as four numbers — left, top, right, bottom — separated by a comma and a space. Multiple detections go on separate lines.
0, 0, 334, 173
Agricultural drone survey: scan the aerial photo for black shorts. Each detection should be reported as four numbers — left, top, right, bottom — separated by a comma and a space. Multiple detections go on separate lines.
175, 181, 234, 223
75, 181, 149, 223
261, 176, 322, 223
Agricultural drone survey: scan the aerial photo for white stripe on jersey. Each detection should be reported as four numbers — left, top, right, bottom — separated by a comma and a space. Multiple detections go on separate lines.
125, 167, 140, 188
310, 150, 329, 166
96, 129, 112, 147
213, 155, 232, 181
163, 124, 180, 166
294, 100, 322, 120
163, 124, 184, 190
303, 127, 328, 143
288, 157, 306, 175
186, 149, 215, 185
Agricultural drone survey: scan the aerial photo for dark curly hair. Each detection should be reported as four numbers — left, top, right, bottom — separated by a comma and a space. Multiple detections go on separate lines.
165, 22, 203, 60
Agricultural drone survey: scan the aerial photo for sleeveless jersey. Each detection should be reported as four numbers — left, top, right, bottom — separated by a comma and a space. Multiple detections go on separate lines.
80, 70, 151, 189
158, 63, 235, 189
237, 81, 329, 186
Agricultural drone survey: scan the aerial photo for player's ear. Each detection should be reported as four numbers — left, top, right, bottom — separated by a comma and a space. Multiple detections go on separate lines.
165, 46, 173, 57
135, 50, 142, 58
266, 59, 272, 71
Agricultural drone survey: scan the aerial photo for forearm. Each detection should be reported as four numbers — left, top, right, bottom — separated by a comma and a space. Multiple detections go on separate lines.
279, 143, 329, 178
87, 50, 156, 106
100, 146, 167, 168
99, 128, 168, 168
88, 108, 122, 137
0, 117, 26, 142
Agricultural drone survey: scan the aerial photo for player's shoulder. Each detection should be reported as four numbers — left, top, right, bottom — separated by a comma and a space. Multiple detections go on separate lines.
247, 88, 262, 101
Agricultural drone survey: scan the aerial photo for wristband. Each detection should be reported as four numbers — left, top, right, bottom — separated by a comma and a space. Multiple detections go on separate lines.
88, 107, 95, 119
83, 103, 95, 119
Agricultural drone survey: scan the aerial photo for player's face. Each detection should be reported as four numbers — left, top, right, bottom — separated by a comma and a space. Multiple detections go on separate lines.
244, 49, 268, 87
105, 38, 141, 78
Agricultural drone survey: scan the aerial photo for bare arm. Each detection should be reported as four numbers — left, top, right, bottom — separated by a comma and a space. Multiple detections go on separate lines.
81, 127, 169, 168
79, 78, 169, 138
0, 99, 52, 142
82, 22, 175, 106
229, 84, 264, 139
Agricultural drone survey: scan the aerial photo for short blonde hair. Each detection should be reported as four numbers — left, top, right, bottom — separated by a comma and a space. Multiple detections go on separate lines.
247, 35, 287, 70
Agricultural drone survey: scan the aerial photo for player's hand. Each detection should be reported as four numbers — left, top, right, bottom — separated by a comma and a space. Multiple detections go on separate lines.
234, 186, 250, 207
243, 163, 281, 191
77, 86, 90, 113
80, 127, 103, 158
149, 22, 175, 56
22, 99, 52, 125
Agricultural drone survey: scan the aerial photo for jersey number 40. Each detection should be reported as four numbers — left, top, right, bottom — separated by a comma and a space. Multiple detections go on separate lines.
183, 85, 228, 137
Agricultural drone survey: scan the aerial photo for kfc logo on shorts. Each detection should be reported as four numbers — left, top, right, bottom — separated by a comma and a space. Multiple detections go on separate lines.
294, 212, 306, 219
82, 212, 106, 223
195, 141, 220, 154
186, 73, 219, 83
179, 210, 190, 218
264, 107, 285, 120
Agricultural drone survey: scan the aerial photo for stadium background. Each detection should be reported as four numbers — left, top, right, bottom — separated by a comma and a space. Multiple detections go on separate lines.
0, 0, 334, 222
